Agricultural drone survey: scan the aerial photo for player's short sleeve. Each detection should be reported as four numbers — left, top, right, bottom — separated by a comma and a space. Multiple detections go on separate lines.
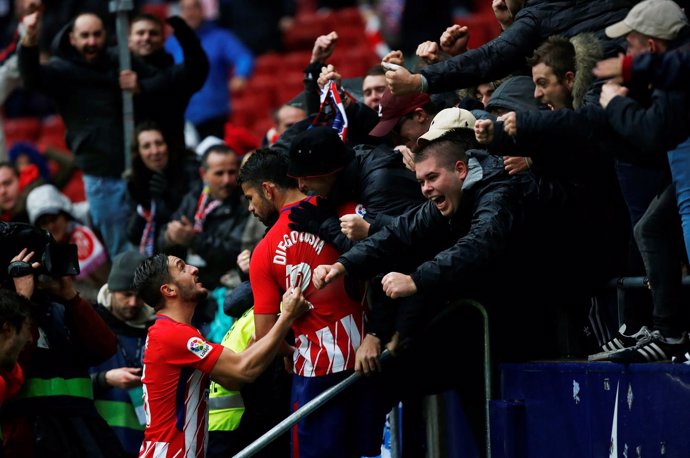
250, 238, 283, 315
153, 321, 223, 374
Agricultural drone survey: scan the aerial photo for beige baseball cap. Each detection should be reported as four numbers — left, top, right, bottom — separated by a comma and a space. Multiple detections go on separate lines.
605, 0, 688, 41
417, 107, 477, 146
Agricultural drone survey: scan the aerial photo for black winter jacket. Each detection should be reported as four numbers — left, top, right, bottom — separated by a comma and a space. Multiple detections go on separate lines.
420, 0, 632, 92
338, 150, 523, 296
133, 16, 209, 151
491, 107, 631, 285
318, 143, 426, 252
19, 31, 126, 176
157, 184, 249, 289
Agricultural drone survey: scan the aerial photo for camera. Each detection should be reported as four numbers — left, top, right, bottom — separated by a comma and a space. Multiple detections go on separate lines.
0, 222, 80, 279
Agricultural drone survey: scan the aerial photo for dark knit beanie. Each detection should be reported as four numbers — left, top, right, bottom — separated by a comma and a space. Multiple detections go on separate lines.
108, 250, 147, 292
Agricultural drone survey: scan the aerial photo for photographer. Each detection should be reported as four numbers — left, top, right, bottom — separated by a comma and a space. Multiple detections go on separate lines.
0, 289, 32, 410
1, 235, 123, 457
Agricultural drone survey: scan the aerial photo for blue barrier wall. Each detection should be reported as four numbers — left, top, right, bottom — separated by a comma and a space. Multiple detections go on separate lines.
494, 362, 690, 458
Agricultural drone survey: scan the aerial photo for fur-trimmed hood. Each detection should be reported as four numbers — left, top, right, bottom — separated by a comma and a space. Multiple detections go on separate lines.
570, 32, 603, 109
97, 284, 155, 329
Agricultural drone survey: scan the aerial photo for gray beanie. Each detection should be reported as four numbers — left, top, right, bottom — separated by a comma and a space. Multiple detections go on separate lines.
108, 250, 147, 292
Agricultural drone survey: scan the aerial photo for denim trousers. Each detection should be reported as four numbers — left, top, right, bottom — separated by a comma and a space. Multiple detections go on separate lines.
82, 174, 133, 259
668, 136, 690, 263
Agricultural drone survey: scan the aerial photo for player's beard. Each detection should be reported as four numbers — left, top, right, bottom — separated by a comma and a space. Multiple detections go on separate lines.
177, 281, 208, 303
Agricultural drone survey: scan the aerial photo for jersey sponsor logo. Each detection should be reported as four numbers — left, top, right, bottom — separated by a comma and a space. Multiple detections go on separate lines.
187, 337, 212, 359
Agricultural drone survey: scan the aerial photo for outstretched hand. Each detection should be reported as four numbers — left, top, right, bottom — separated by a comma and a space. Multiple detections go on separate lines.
312, 263, 346, 289
498, 111, 517, 137
381, 272, 417, 299
311, 31, 339, 63
287, 197, 333, 235
21, 6, 42, 46
474, 119, 495, 144
439, 24, 469, 56
416, 41, 443, 65
599, 80, 628, 108
593, 54, 625, 80
385, 65, 421, 96
382, 50, 404, 66
492, 0, 513, 30
281, 287, 311, 321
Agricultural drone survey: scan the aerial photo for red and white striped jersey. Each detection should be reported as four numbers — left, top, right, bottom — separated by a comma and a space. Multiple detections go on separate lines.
251, 197, 366, 377
139, 316, 223, 458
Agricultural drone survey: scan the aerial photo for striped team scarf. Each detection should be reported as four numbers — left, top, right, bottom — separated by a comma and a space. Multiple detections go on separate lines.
0, 29, 19, 66
193, 184, 222, 233
137, 200, 156, 256
312, 80, 349, 142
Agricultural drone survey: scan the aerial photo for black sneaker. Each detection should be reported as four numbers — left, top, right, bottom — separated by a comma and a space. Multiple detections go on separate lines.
672, 351, 690, 365
588, 325, 650, 361
607, 331, 689, 363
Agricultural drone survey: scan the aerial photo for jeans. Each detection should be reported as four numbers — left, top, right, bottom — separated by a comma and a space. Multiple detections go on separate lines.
668, 136, 690, 263
633, 184, 683, 338
82, 174, 133, 258
615, 160, 668, 227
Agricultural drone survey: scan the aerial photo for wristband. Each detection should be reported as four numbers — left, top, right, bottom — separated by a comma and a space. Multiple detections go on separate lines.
419, 74, 429, 93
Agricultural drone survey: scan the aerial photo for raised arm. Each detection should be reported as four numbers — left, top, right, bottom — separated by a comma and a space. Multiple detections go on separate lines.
210, 287, 308, 390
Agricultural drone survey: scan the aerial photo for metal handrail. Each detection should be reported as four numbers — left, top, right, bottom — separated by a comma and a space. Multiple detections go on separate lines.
606, 275, 690, 289
234, 299, 493, 458
233, 349, 392, 458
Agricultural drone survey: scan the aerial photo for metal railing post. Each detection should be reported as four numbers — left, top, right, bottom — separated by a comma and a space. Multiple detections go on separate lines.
234, 349, 391, 458
463, 299, 492, 458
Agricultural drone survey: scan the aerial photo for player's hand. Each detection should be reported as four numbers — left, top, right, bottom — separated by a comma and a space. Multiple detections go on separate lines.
281, 287, 311, 321
312, 263, 346, 289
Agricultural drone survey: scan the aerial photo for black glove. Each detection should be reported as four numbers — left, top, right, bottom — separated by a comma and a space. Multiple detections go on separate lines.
458, 96, 485, 112
166, 16, 193, 38
8, 261, 34, 278
287, 196, 334, 235
149, 171, 167, 200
